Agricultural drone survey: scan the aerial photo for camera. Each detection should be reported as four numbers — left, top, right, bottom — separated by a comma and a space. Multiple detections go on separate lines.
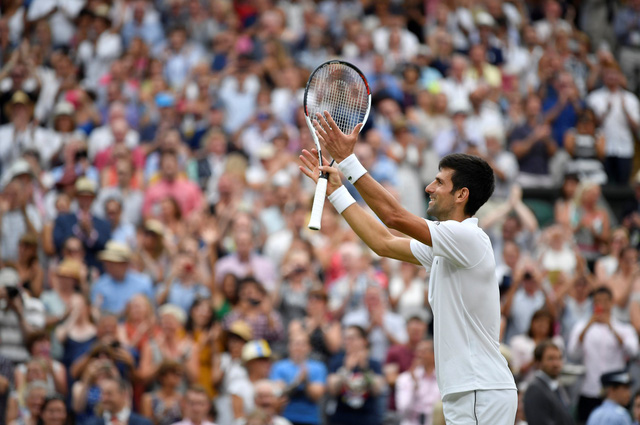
523, 271, 533, 280
6, 286, 19, 299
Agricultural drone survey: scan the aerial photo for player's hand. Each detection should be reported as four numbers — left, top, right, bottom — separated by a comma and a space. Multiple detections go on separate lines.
313, 111, 363, 162
299, 149, 342, 195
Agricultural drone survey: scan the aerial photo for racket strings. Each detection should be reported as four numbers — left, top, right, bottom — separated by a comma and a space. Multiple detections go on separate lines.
307, 64, 368, 135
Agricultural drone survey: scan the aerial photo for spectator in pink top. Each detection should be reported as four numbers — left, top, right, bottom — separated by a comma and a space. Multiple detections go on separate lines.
142, 150, 203, 219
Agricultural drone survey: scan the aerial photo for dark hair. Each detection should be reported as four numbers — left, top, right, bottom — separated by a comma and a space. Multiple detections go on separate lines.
592, 285, 613, 300
346, 325, 368, 340
38, 394, 69, 425
156, 360, 183, 381
438, 153, 495, 216
533, 340, 560, 362
185, 297, 216, 332
236, 276, 266, 300
25, 330, 50, 354
527, 309, 554, 339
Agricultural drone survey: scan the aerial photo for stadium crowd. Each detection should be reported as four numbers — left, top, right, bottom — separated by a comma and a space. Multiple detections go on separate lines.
2, 0, 640, 424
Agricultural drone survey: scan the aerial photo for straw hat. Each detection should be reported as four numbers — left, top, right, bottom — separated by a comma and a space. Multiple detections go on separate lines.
98, 241, 133, 263
227, 320, 253, 342
57, 258, 84, 280
75, 177, 97, 196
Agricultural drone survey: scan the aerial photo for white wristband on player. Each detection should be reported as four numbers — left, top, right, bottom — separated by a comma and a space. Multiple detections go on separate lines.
337, 154, 367, 184
328, 186, 356, 214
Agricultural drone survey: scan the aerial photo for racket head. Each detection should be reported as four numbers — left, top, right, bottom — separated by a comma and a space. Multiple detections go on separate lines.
303, 60, 371, 137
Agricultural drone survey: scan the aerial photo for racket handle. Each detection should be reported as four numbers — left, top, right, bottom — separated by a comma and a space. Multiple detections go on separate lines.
308, 176, 328, 231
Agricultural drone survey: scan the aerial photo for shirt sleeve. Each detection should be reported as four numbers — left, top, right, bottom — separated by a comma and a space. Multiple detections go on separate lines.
309, 362, 328, 384
409, 239, 433, 273
425, 219, 487, 268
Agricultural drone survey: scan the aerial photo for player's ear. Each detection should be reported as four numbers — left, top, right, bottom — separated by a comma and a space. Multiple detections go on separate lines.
455, 187, 469, 204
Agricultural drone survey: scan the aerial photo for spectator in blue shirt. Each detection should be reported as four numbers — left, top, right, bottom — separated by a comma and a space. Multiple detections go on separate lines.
91, 241, 154, 315
270, 332, 327, 425
587, 370, 634, 425
542, 71, 583, 148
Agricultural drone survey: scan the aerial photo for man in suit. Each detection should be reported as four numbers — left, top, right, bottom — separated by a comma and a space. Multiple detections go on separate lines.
53, 177, 111, 270
524, 340, 575, 425
89, 377, 152, 425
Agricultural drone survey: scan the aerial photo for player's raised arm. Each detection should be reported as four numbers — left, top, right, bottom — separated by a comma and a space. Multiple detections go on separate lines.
313, 112, 432, 246
299, 150, 420, 265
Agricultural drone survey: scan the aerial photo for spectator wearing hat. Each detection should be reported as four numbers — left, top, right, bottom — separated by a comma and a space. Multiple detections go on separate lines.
508, 95, 558, 188
142, 150, 204, 220
139, 92, 178, 143
214, 320, 253, 425
586, 370, 634, 425
53, 177, 111, 271
0, 267, 45, 364
0, 90, 60, 170
568, 286, 638, 422
230, 339, 273, 422
90, 241, 153, 315
50, 101, 85, 155
270, 331, 327, 425
523, 340, 574, 425
586, 65, 640, 185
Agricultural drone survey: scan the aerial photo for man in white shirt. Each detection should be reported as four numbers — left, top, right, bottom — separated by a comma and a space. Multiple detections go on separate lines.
586, 66, 640, 185
300, 112, 517, 424
567, 286, 639, 423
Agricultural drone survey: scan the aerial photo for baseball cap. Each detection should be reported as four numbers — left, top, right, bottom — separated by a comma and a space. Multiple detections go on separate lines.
242, 340, 272, 363
158, 304, 187, 326
53, 101, 75, 118
601, 370, 633, 387
155, 92, 175, 108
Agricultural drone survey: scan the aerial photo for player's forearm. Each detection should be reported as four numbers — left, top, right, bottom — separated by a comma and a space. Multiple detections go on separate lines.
340, 202, 395, 257
354, 173, 407, 229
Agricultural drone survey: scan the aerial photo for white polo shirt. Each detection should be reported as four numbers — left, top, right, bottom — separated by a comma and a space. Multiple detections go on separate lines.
410, 218, 516, 397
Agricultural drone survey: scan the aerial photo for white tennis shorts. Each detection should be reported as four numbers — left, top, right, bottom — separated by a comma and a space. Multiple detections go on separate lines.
442, 389, 517, 425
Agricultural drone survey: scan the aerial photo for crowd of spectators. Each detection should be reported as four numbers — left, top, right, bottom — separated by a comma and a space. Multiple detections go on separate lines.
2, 0, 640, 425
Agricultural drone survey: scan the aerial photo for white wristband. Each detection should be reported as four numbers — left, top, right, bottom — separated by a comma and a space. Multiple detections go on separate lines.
328, 185, 356, 214
337, 154, 367, 184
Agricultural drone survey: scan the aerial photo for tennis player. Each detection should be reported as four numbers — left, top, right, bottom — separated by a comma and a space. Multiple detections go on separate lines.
299, 112, 517, 425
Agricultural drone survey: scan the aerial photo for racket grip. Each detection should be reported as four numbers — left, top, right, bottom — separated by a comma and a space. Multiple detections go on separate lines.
308, 176, 328, 231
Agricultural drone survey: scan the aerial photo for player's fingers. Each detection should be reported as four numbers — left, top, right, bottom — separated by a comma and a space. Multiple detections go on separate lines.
316, 113, 332, 134
351, 122, 364, 136
299, 154, 314, 171
323, 111, 341, 134
298, 165, 317, 181
301, 150, 318, 166
319, 165, 339, 176
312, 119, 329, 140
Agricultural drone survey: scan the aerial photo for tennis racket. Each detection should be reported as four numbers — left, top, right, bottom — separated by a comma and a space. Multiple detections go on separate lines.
303, 60, 371, 230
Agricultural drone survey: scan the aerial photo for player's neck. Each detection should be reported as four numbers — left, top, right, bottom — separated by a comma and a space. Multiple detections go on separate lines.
438, 210, 470, 223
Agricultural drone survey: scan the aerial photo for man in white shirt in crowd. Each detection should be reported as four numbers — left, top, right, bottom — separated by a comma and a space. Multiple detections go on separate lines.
568, 286, 639, 423
586, 65, 640, 185
300, 112, 516, 424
